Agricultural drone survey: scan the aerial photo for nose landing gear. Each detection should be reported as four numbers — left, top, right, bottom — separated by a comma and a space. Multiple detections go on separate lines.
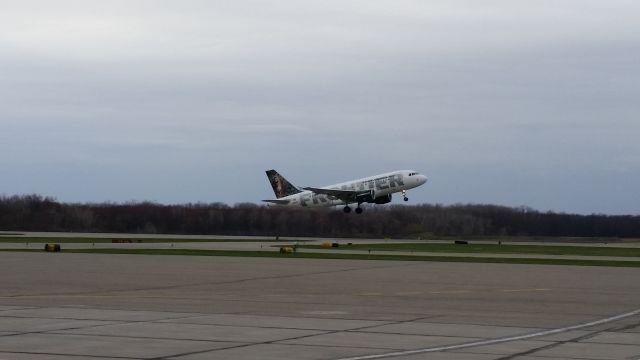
402, 190, 409, 202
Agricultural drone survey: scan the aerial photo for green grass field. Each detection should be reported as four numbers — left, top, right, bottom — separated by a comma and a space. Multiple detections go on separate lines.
299, 243, 640, 257
415, 235, 628, 243
0, 237, 292, 243
2, 234, 640, 267
2, 248, 639, 267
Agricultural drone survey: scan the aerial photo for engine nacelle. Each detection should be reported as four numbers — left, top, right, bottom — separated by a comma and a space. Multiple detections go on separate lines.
355, 190, 392, 204
373, 194, 392, 204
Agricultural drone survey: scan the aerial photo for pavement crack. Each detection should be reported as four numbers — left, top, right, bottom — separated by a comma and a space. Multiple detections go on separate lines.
146, 315, 432, 360
0, 351, 137, 359
495, 320, 636, 360
1, 263, 412, 300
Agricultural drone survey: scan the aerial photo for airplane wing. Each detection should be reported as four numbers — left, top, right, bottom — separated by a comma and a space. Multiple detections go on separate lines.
303, 187, 370, 202
262, 199, 291, 205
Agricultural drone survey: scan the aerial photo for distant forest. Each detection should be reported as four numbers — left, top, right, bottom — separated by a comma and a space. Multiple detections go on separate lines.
0, 195, 639, 239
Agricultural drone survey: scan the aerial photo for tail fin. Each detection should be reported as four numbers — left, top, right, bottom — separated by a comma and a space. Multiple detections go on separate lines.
266, 169, 302, 198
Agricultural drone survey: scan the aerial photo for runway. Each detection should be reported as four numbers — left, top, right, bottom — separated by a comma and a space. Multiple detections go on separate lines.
0, 252, 639, 359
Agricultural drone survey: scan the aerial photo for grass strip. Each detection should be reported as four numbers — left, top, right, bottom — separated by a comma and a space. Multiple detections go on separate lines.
299, 243, 640, 257
0, 237, 292, 243
415, 235, 631, 243
2, 248, 640, 268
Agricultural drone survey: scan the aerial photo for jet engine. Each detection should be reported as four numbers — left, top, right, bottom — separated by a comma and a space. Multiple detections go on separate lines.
355, 190, 392, 204
373, 194, 392, 204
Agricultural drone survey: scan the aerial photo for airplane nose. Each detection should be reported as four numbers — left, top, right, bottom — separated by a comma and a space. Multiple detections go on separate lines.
420, 175, 428, 184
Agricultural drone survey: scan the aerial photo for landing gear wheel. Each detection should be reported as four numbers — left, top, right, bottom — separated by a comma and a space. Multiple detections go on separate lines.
402, 190, 408, 202
404, 197, 409, 202
355, 207, 363, 214
343, 206, 352, 213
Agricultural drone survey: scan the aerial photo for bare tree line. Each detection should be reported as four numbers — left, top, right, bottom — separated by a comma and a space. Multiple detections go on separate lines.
0, 195, 638, 238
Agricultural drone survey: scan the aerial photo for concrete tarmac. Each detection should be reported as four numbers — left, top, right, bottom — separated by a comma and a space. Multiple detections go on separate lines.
0, 252, 639, 359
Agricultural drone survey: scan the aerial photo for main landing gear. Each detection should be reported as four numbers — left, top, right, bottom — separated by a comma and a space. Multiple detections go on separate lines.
402, 190, 409, 202
343, 205, 364, 214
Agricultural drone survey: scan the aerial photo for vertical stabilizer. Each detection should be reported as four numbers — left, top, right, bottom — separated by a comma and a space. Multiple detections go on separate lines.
266, 170, 302, 198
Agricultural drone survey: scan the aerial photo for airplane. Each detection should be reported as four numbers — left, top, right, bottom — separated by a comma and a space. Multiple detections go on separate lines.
262, 169, 428, 214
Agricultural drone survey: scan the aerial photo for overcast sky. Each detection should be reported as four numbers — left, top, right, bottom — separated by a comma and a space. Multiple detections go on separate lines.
1, 1, 639, 214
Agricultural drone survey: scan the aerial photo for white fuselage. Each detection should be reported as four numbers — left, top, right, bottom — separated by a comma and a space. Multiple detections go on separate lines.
281, 170, 427, 207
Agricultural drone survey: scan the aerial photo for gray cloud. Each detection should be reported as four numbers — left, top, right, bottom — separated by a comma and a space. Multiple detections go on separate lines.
1, 1, 639, 213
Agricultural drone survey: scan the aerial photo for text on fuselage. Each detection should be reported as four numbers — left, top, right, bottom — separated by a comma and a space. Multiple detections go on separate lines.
299, 174, 404, 206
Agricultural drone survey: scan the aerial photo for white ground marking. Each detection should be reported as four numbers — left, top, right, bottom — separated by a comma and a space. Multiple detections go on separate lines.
303, 311, 349, 315
429, 290, 471, 294
334, 308, 640, 360
501, 288, 551, 293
